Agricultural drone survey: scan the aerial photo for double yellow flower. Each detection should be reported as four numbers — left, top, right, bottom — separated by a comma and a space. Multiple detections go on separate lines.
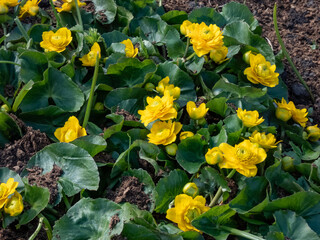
40, 27, 73, 53
0, 178, 24, 217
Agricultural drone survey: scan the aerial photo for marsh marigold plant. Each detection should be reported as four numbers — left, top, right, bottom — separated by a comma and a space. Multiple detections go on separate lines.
0, 178, 18, 209
147, 120, 182, 146
186, 101, 209, 120
40, 27, 72, 52
79, 42, 101, 67
54, 116, 87, 143
138, 91, 177, 127
4, 191, 24, 217
306, 125, 320, 142
19, 0, 40, 18
166, 194, 210, 232
156, 77, 180, 99
217, 140, 267, 177
237, 108, 264, 128
121, 39, 138, 58
249, 131, 281, 150
244, 53, 279, 87
55, 0, 86, 12
0, 0, 19, 14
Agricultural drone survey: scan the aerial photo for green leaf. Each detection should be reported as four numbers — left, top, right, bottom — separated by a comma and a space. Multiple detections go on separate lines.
206, 97, 228, 117
164, 28, 186, 60
71, 135, 107, 157
19, 50, 48, 83
184, 56, 204, 75
0, 50, 17, 95
91, 0, 117, 24
176, 135, 207, 174
223, 21, 275, 64
53, 198, 123, 240
179, 231, 204, 240
188, 7, 226, 27
101, 30, 128, 47
192, 204, 235, 239
0, 112, 22, 147
28, 24, 51, 43
24, 143, 99, 197
211, 127, 228, 146
0, 168, 24, 192
46, 51, 66, 68
139, 16, 171, 44
199, 167, 230, 193
229, 176, 268, 214
273, 210, 320, 240
106, 58, 156, 88
12, 80, 34, 112
155, 169, 189, 213
139, 141, 160, 174
20, 68, 84, 112
155, 62, 196, 107
104, 114, 124, 139
19, 183, 50, 225
221, 2, 259, 30
161, 10, 188, 25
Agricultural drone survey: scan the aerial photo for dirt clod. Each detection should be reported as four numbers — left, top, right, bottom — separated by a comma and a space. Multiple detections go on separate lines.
115, 107, 140, 122
109, 214, 120, 230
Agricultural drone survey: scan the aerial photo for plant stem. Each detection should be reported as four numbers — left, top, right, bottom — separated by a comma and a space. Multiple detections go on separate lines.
183, 37, 190, 58
1, 24, 7, 48
0, 94, 12, 111
273, 3, 314, 103
62, 191, 71, 210
14, 17, 30, 42
0, 60, 21, 66
49, 0, 62, 28
38, 214, 52, 240
74, 0, 83, 31
209, 169, 236, 207
185, 52, 196, 61
28, 217, 44, 240
82, 54, 99, 128
220, 226, 265, 240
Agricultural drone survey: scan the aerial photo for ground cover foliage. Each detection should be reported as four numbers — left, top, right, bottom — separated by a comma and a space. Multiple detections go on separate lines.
0, 0, 320, 239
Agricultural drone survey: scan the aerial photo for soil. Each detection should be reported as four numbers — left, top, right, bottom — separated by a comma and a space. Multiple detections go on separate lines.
106, 176, 151, 211
27, 164, 63, 204
163, 0, 320, 124
115, 107, 140, 122
94, 151, 115, 163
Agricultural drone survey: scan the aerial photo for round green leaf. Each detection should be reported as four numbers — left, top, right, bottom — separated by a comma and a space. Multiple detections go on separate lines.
188, 7, 226, 27
92, 0, 117, 24
71, 135, 107, 157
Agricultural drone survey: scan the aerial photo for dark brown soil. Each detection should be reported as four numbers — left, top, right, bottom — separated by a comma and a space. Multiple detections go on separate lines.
115, 107, 140, 122
0, 218, 47, 240
106, 176, 151, 211
27, 164, 63, 204
94, 151, 115, 163
225, 178, 238, 203
0, 126, 51, 174
163, 0, 320, 124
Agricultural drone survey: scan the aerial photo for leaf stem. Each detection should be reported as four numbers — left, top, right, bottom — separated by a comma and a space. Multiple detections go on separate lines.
273, 3, 314, 103
220, 226, 265, 240
62, 191, 71, 210
48, 0, 63, 28
38, 214, 52, 240
82, 54, 100, 128
209, 169, 236, 207
0, 60, 21, 66
14, 17, 30, 42
1, 24, 7, 48
74, 0, 83, 31
183, 37, 190, 58
185, 52, 196, 61
28, 217, 44, 240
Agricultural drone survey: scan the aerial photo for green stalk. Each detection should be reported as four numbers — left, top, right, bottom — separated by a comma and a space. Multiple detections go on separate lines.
0, 94, 12, 111
185, 52, 196, 61
273, 3, 314, 103
1, 24, 7, 48
221, 226, 265, 240
49, 0, 63, 28
0, 61, 21, 66
38, 214, 52, 240
28, 217, 44, 240
74, 0, 83, 31
82, 54, 100, 128
209, 169, 236, 207
62, 191, 71, 210
14, 17, 30, 42
183, 37, 190, 58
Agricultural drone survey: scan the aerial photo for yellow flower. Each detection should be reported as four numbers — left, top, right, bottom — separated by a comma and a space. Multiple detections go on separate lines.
180, 131, 194, 141
138, 90, 177, 127
186, 101, 209, 120
19, 0, 40, 18
249, 130, 281, 150
306, 125, 320, 142
79, 42, 101, 67
209, 45, 228, 64
54, 116, 87, 143
291, 108, 308, 128
0, 4, 8, 14
56, 0, 86, 13
244, 53, 279, 87
4, 191, 23, 217
274, 98, 294, 122
40, 27, 73, 53
166, 194, 210, 232
183, 183, 199, 198
237, 108, 264, 128
187, 22, 224, 57
156, 76, 180, 99
121, 39, 138, 58
3, 0, 20, 7
0, 178, 18, 208
205, 147, 223, 165
147, 120, 182, 146
218, 140, 267, 177
180, 20, 193, 36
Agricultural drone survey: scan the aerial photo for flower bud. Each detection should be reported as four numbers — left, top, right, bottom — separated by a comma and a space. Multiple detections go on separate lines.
0, 4, 9, 14
165, 143, 178, 156
1, 104, 10, 112
183, 182, 199, 198
275, 107, 292, 122
144, 83, 155, 92
306, 125, 320, 142
4, 191, 24, 217
94, 102, 104, 111
180, 131, 194, 141
243, 51, 252, 64
205, 147, 223, 165
281, 156, 294, 172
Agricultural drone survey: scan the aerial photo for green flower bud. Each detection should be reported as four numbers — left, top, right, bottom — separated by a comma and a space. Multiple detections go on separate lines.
183, 182, 199, 198
1, 104, 10, 112
243, 51, 252, 64
94, 102, 104, 112
144, 83, 155, 92
281, 156, 294, 172
165, 143, 178, 156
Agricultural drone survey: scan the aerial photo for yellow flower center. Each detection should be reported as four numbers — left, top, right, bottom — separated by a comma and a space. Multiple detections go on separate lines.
184, 207, 201, 223
29, 5, 39, 15
256, 63, 270, 77
236, 146, 254, 164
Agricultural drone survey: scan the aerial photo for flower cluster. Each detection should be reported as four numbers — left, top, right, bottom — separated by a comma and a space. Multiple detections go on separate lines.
0, 0, 19, 14
180, 20, 227, 60
54, 116, 87, 143
40, 27, 73, 53
0, 178, 24, 217
55, 0, 86, 13
156, 77, 180, 99
19, 0, 41, 18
